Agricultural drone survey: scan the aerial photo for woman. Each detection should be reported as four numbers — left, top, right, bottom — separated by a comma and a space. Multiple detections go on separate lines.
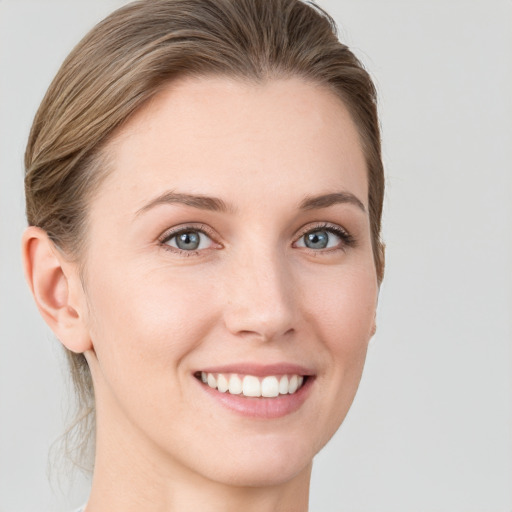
22, 0, 384, 510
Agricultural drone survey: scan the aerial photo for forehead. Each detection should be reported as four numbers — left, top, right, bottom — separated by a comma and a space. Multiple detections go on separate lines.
97, 76, 368, 213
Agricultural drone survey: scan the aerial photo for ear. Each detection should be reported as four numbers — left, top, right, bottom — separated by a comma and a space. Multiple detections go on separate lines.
22, 226, 92, 353
370, 315, 377, 337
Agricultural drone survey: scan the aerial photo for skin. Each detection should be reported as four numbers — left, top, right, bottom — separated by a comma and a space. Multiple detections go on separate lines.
23, 76, 379, 512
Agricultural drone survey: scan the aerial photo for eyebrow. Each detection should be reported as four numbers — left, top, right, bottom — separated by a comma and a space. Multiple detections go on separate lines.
136, 191, 236, 216
136, 190, 366, 216
299, 192, 366, 212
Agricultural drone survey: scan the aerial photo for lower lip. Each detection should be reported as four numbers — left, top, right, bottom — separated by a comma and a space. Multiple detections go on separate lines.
195, 376, 314, 419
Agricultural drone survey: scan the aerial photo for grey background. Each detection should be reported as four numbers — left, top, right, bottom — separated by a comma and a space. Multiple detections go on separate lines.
1, 1, 511, 511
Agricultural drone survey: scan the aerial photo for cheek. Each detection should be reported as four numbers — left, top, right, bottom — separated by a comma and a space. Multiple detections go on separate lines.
302, 262, 377, 351
300, 264, 377, 432
84, 260, 217, 390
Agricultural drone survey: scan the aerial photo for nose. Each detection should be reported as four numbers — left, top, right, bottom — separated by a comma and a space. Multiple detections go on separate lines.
221, 249, 297, 343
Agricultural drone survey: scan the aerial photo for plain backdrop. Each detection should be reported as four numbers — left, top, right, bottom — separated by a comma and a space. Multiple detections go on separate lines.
1, 1, 511, 511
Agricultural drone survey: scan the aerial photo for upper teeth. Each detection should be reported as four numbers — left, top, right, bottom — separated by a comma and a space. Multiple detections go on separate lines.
200, 372, 305, 397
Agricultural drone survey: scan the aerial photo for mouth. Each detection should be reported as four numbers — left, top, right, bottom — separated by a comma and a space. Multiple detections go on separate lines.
194, 371, 309, 398
193, 366, 315, 419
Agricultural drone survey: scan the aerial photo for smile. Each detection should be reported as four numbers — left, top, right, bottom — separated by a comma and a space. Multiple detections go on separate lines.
193, 363, 315, 418
196, 372, 306, 397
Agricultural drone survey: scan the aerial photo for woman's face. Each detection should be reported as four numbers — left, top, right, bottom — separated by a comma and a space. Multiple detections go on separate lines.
81, 76, 378, 486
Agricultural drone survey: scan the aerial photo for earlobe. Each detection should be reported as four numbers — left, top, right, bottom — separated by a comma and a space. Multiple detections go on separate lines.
22, 226, 92, 353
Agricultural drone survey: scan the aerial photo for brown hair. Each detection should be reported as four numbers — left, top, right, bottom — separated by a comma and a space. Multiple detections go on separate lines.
25, 0, 385, 468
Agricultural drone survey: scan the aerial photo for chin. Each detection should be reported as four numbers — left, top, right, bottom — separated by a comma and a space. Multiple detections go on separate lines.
205, 454, 312, 488
176, 431, 320, 488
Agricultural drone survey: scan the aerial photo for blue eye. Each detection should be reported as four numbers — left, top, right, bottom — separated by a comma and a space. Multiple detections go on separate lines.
304, 231, 330, 249
163, 229, 213, 251
295, 224, 354, 251
297, 229, 339, 250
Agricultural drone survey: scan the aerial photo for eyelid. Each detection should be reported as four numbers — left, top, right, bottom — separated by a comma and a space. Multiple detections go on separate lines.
293, 222, 356, 251
158, 223, 221, 253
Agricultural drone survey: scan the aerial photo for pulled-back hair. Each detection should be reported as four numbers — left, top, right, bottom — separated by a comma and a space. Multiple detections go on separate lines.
25, 0, 384, 469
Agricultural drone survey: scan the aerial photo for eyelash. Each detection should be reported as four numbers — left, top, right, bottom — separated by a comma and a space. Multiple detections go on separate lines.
295, 222, 356, 253
158, 223, 217, 257
158, 222, 356, 256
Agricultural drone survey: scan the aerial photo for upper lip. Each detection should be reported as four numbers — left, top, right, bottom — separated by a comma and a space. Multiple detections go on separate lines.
196, 362, 315, 377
